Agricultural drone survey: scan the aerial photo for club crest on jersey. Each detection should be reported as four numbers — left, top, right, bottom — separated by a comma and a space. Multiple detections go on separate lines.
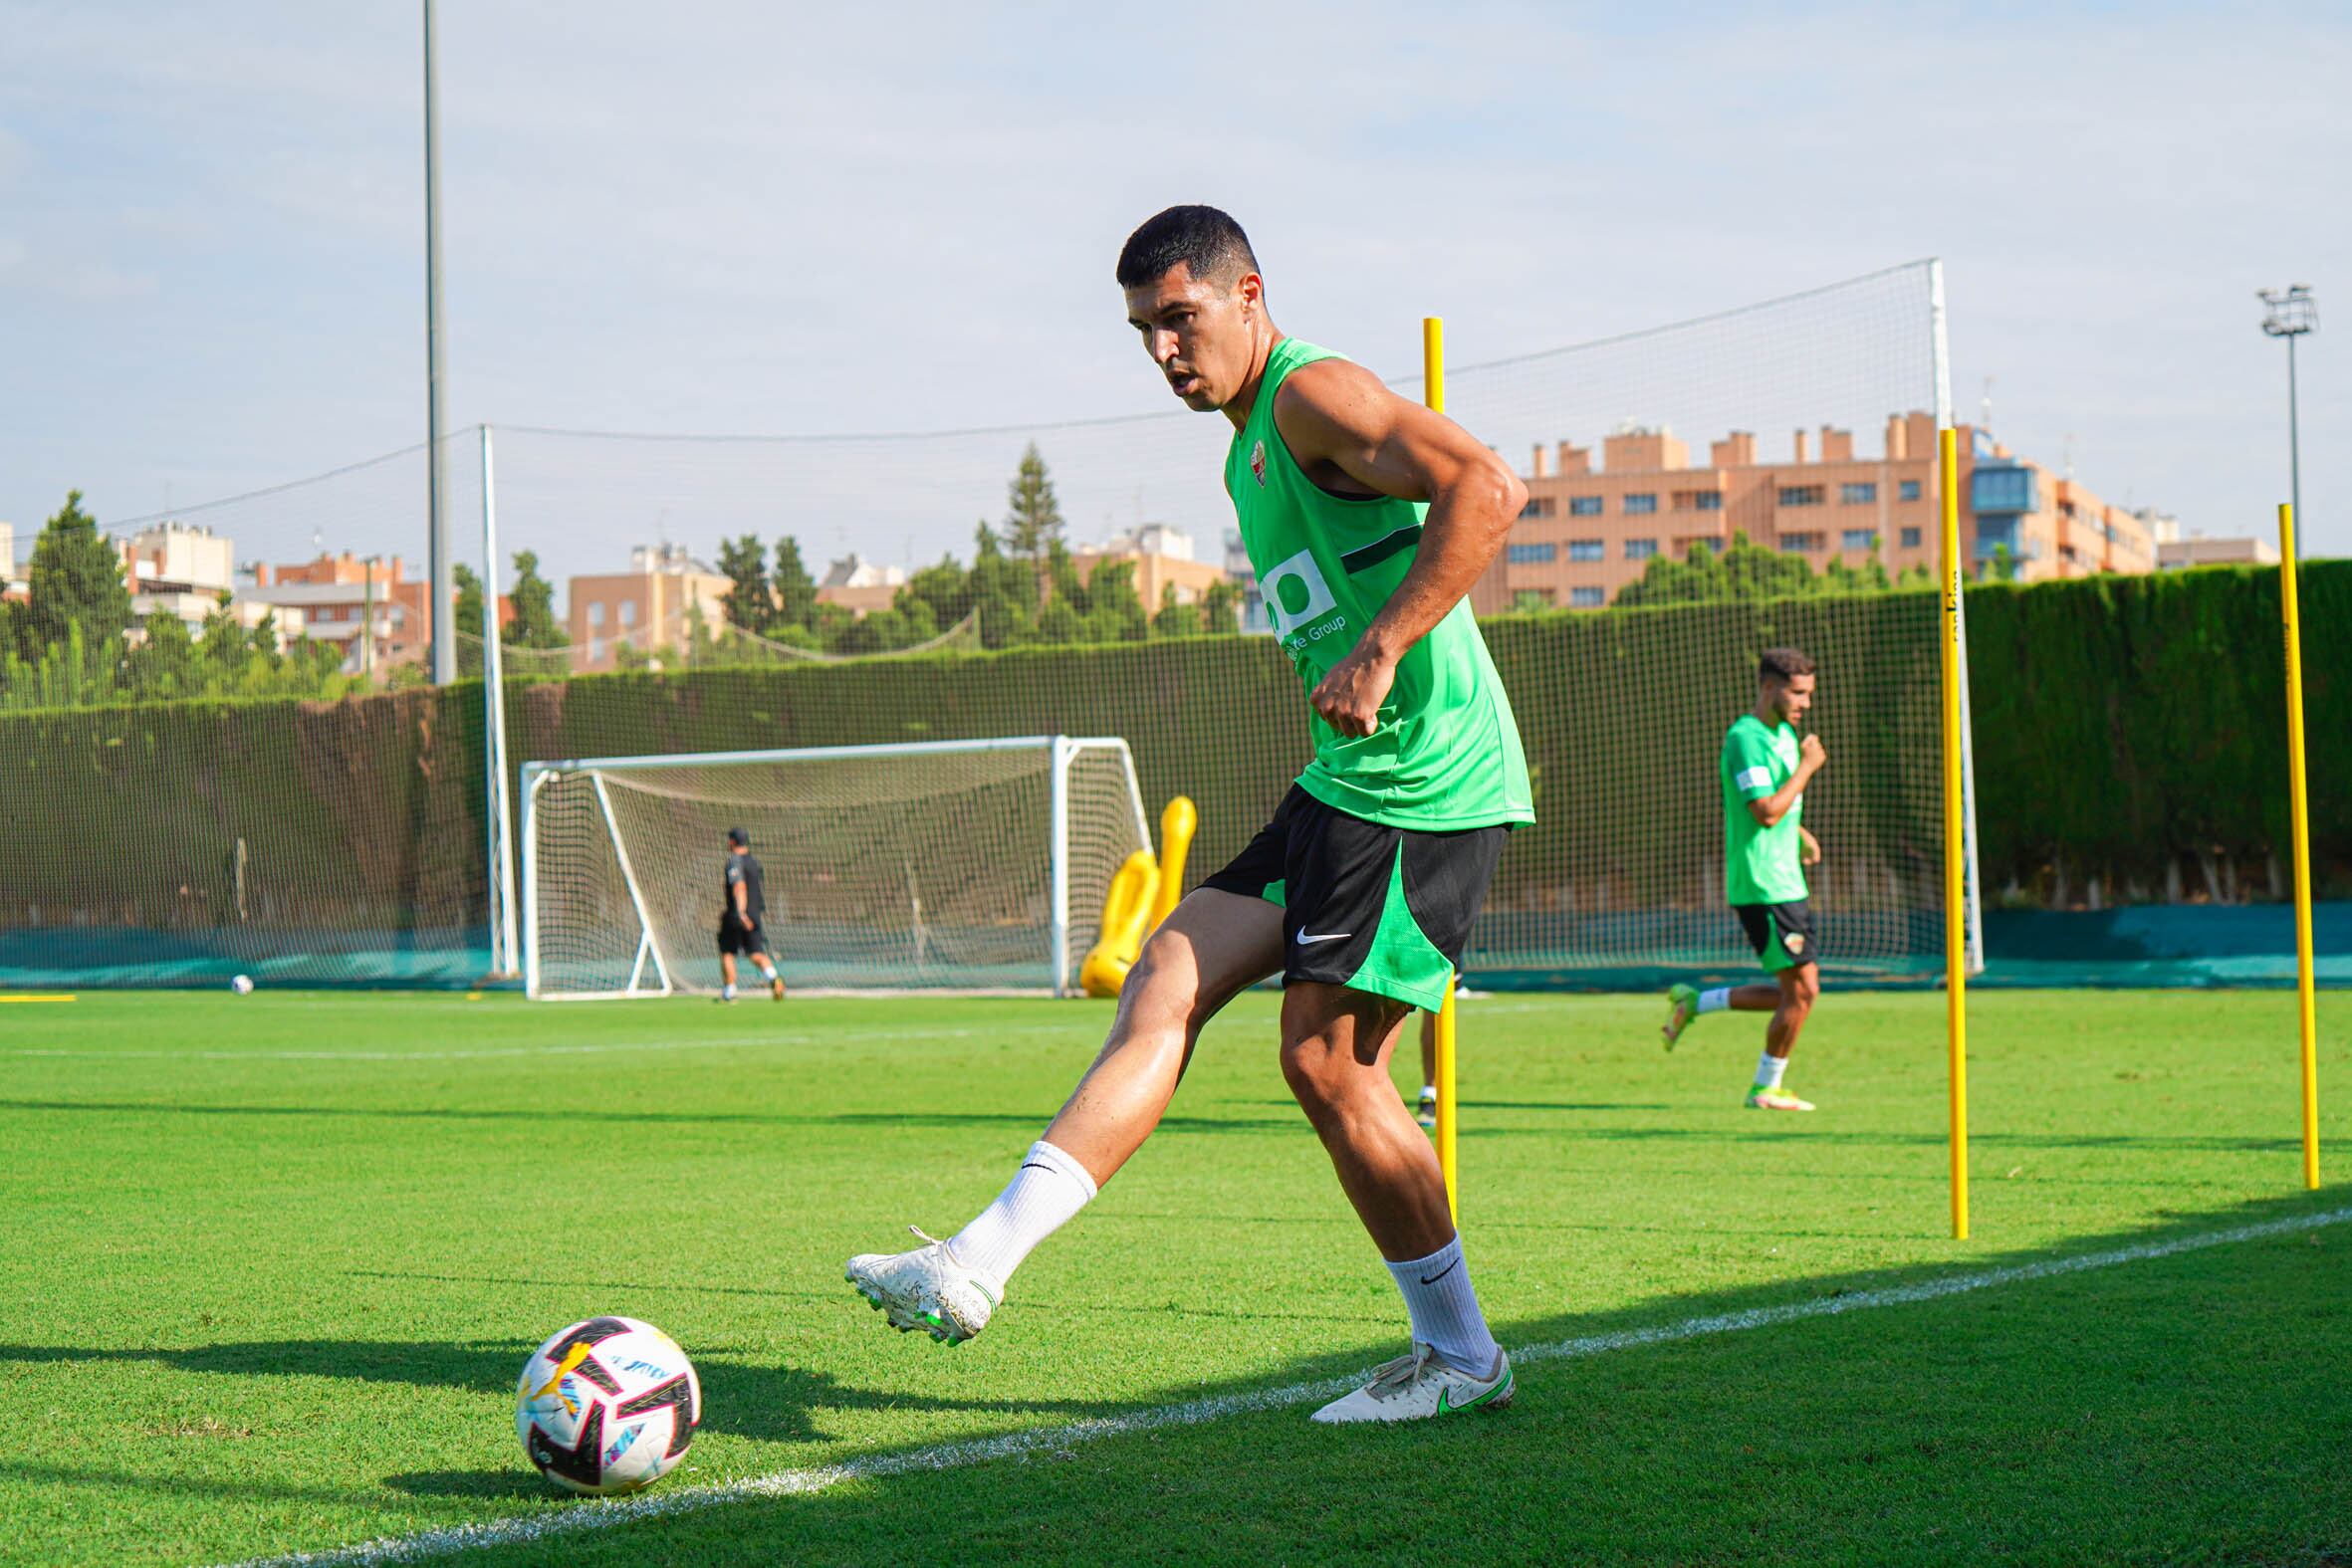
1250, 439, 1267, 487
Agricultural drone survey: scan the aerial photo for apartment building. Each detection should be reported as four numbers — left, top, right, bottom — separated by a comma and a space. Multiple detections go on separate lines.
567, 543, 730, 672
119, 523, 298, 637
244, 553, 436, 669
1073, 524, 1228, 615
815, 554, 908, 617
1484, 414, 2156, 612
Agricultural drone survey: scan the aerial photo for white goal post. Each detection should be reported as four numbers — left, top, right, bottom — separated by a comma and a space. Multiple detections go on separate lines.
522, 736, 1150, 1000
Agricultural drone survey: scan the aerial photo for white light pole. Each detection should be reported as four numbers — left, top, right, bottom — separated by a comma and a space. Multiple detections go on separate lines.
2259, 285, 2316, 558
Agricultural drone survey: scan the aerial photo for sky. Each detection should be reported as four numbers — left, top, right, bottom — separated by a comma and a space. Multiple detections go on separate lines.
2, 0, 2345, 584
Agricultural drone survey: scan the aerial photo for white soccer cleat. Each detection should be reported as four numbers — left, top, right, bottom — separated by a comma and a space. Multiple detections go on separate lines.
1309, 1344, 1515, 1424
844, 1227, 1003, 1345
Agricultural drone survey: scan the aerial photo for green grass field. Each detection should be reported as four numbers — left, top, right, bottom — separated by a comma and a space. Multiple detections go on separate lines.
4, 988, 2348, 1566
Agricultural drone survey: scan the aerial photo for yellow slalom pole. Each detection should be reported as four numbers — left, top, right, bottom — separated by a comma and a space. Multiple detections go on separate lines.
2279, 503, 2320, 1190
1940, 428, 1971, 1239
1436, 976, 1460, 1223
1421, 315, 1459, 1223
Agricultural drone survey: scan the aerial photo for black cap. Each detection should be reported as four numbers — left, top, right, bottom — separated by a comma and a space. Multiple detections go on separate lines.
726, 826, 750, 847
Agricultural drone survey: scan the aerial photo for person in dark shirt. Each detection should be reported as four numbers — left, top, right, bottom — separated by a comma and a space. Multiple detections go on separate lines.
718, 826, 785, 1003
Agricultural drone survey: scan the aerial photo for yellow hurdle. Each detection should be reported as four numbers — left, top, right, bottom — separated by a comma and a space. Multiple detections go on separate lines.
2279, 503, 2319, 1190
1149, 796, 1197, 930
1078, 795, 1199, 999
1940, 428, 1971, 1240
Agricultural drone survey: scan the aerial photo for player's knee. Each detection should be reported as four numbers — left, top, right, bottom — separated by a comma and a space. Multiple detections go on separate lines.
1789, 968, 1821, 1008
1115, 933, 1213, 1044
1278, 1036, 1347, 1123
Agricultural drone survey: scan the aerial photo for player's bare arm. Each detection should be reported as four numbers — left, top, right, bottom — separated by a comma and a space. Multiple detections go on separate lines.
1271, 358, 1526, 738
1749, 734, 1825, 826
1800, 825, 1823, 866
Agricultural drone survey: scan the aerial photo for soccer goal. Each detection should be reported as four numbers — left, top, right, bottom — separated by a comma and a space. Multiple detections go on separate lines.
522, 736, 1149, 999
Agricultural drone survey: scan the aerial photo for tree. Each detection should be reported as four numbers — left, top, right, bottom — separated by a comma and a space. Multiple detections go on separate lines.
1085, 560, 1149, 642
899, 552, 975, 631
197, 592, 246, 677
249, 608, 282, 667
717, 534, 773, 632
507, 551, 568, 648
1202, 577, 1241, 634
1986, 543, 2019, 582
1001, 443, 1064, 567
966, 522, 1037, 648
123, 610, 196, 697
772, 536, 819, 628
1036, 595, 1083, 644
25, 490, 132, 657
1045, 539, 1090, 615
453, 561, 486, 637
1152, 583, 1204, 638
1616, 532, 1809, 608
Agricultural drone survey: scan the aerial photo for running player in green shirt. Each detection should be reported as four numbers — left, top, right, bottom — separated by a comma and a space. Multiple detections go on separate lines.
846, 205, 1532, 1422
1661, 648, 1827, 1110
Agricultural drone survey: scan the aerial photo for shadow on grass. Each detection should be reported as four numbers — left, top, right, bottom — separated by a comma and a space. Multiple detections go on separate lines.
456, 1188, 2352, 1566
0, 1099, 1294, 1135
10, 1189, 2350, 1564
0, 1338, 1129, 1449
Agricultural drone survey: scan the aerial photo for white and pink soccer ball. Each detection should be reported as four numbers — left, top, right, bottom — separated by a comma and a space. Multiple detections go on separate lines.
230, 975, 255, 995
515, 1316, 701, 1495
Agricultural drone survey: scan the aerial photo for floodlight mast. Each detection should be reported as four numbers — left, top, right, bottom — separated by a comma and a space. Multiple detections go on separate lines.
423, 0, 454, 683
2259, 285, 2316, 560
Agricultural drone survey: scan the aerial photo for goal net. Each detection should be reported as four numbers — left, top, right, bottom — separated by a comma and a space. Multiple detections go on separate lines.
523, 736, 1147, 998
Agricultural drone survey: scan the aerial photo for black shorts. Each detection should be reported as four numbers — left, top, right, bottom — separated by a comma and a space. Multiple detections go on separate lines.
1734, 900, 1819, 974
1201, 784, 1505, 1011
717, 914, 769, 958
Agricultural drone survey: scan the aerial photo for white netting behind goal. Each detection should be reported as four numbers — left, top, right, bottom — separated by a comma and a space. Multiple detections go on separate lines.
524, 737, 1146, 997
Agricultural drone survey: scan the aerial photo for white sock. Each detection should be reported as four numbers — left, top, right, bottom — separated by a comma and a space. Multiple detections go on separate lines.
754, 958, 778, 979
1698, 987, 1732, 1014
1420, 1083, 1437, 1099
1756, 1051, 1788, 1090
1385, 1236, 1502, 1375
721, 983, 737, 1000
946, 1140, 1097, 1286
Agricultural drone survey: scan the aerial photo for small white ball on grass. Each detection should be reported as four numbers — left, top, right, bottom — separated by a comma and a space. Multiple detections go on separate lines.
231, 975, 255, 995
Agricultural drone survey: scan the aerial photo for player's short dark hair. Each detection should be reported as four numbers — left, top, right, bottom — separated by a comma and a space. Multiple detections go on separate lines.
1115, 205, 1259, 290
726, 826, 749, 847
1760, 647, 1815, 684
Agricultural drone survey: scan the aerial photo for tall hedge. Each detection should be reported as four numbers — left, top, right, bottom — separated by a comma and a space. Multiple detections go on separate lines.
0, 562, 2340, 953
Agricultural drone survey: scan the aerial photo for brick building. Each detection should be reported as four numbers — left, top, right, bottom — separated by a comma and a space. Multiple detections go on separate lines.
242, 553, 423, 670
566, 544, 730, 672
1478, 414, 2157, 612
1073, 524, 1227, 616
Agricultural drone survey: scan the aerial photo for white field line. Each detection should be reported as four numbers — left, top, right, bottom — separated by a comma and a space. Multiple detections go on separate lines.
0, 1019, 1101, 1064
217, 1203, 2352, 1568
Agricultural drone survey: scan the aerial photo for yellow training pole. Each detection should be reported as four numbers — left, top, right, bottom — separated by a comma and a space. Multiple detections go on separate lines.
1940, 428, 1971, 1239
1436, 976, 1460, 1224
1421, 314, 1459, 1222
2280, 503, 2320, 1190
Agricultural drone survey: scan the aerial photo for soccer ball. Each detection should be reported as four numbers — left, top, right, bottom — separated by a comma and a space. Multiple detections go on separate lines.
515, 1316, 701, 1495
230, 975, 255, 995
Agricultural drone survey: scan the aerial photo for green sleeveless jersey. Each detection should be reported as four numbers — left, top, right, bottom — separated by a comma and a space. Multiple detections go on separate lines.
1222, 336, 1533, 831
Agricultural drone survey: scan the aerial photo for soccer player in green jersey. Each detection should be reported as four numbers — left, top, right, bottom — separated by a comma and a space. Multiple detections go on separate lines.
1661, 647, 1827, 1110
847, 205, 1533, 1422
